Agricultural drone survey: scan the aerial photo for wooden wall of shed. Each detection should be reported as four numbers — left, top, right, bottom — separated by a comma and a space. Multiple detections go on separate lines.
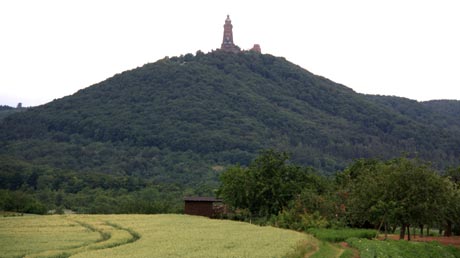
184, 201, 214, 218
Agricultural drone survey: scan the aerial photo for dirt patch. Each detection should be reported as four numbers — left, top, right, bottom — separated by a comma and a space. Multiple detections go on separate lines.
379, 234, 460, 247
339, 242, 349, 248
339, 242, 360, 258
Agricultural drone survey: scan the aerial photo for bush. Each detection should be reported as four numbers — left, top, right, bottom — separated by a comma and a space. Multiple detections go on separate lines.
271, 210, 329, 231
300, 212, 329, 229
270, 209, 301, 230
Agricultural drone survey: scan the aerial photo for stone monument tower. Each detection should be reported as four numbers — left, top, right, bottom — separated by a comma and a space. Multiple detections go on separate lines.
221, 15, 240, 53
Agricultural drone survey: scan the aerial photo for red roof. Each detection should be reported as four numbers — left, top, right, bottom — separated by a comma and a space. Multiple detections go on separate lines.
183, 197, 223, 202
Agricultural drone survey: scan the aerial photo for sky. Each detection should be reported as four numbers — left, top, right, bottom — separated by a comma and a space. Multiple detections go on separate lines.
1, 0, 459, 107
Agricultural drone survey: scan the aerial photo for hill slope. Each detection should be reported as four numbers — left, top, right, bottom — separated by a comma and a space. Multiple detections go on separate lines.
1, 51, 459, 188
0, 106, 23, 122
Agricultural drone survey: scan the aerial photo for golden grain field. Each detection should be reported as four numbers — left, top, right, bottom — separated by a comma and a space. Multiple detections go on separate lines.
0, 214, 313, 258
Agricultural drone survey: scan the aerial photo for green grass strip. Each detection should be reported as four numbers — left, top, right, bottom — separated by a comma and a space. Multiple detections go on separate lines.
308, 228, 377, 242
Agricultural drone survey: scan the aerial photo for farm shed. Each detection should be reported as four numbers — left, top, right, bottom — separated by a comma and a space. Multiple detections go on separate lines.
183, 197, 224, 218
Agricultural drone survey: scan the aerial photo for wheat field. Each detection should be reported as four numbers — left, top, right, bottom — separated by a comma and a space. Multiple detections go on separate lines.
0, 214, 313, 258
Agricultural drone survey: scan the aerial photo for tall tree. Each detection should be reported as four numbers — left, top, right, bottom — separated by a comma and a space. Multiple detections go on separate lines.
218, 149, 315, 217
341, 157, 452, 240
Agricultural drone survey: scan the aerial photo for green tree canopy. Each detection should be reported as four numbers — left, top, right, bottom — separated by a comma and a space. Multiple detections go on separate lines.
340, 158, 456, 239
218, 149, 317, 217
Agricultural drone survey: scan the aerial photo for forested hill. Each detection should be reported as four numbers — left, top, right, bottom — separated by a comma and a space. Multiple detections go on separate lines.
365, 96, 460, 133
0, 105, 24, 121
1, 51, 459, 187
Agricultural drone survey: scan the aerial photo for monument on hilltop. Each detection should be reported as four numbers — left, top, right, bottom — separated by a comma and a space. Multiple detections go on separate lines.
220, 15, 241, 53
250, 44, 261, 53
219, 15, 261, 53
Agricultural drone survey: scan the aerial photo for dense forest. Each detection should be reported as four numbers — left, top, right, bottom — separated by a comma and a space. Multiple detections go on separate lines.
0, 51, 459, 213
0, 105, 24, 121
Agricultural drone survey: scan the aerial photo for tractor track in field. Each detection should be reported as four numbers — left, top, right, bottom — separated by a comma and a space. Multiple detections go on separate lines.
104, 221, 141, 246
22, 218, 141, 258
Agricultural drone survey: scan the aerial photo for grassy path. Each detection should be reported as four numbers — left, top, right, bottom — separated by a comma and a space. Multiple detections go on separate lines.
309, 241, 344, 258
303, 240, 319, 257
335, 246, 345, 258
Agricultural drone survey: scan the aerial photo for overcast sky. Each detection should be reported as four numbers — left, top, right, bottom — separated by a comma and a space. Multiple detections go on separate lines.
1, 0, 459, 107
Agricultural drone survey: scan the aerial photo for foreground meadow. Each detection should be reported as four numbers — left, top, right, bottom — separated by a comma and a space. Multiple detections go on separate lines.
0, 214, 313, 258
346, 237, 460, 258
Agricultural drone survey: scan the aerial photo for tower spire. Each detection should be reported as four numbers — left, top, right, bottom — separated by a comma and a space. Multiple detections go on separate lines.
220, 15, 240, 53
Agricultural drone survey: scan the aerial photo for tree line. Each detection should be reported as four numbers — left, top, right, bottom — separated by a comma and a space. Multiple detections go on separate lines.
0, 156, 212, 214
218, 150, 460, 239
